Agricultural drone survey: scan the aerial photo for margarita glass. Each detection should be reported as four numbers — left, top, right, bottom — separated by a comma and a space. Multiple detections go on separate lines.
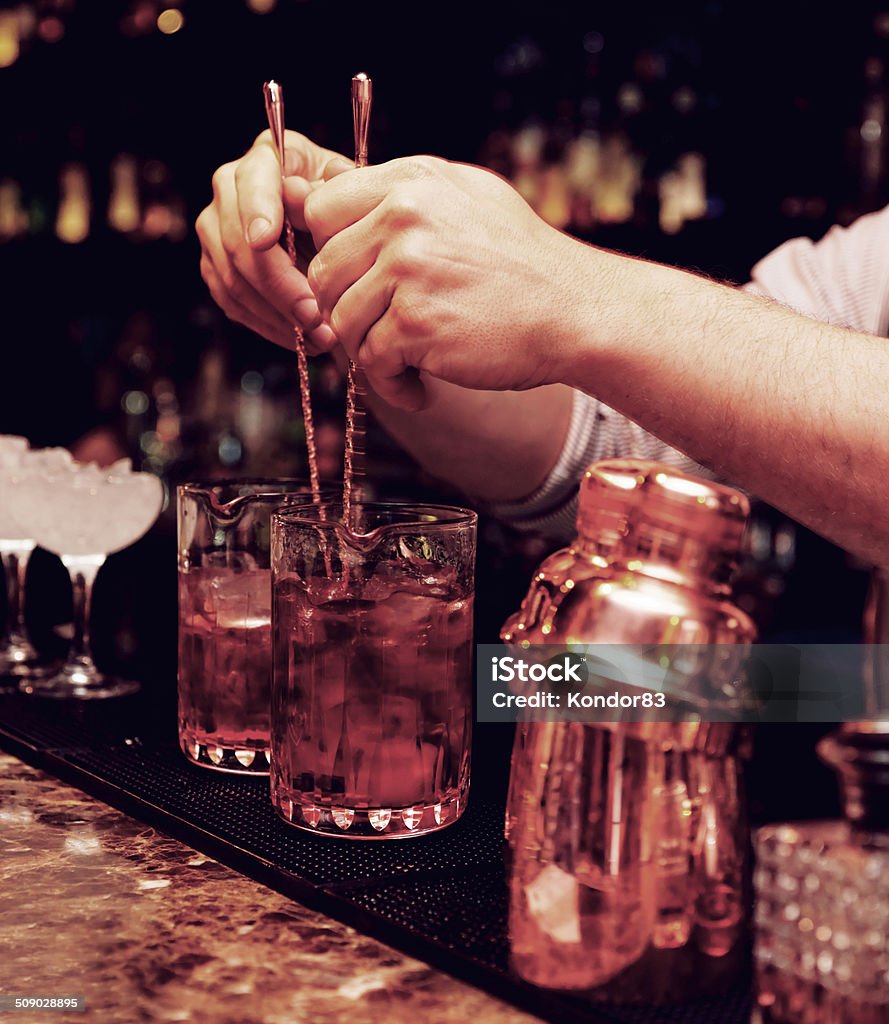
21, 456, 164, 699
0, 438, 60, 678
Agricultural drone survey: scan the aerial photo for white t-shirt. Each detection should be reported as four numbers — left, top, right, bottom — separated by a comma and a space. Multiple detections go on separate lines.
491, 204, 889, 542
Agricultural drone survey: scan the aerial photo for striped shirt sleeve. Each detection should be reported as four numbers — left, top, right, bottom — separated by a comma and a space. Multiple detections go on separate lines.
491, 203, 889, 542
744, 203, 889, 334
487, 388, 711, 540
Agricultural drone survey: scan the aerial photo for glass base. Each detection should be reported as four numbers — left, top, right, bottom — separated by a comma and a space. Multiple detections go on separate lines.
272, 784, 469, 839
179, 731, 270, 775
22, 661, 140, 700
0, 637, 54, 681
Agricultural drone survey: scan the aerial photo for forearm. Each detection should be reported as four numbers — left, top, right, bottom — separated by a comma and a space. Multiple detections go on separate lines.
561, 249, 889, 565
366, 377, 574, 502
328, 346, 573, 502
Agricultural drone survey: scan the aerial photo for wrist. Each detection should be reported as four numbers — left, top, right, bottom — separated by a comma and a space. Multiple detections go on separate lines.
534, 235, 631, 384
543, 243, 707, 387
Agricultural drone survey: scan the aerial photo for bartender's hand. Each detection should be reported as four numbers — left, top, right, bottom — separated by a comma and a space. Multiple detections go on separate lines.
196, 130, 347, 353
302, 156, 601, 409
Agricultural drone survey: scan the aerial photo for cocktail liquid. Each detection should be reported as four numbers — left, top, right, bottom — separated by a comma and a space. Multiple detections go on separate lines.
178, 566, 273, 773
271, 563, 473, 837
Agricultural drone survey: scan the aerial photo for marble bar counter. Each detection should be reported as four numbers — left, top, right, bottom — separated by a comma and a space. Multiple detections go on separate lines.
0, 753, 540, 1024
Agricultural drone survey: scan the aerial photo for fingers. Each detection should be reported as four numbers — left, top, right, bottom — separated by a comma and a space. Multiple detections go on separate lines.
200, 255, 296, 349
201, 243, 335, 354
200, 133, 354, 357
232, 129, 350, 248
304, 321, 338, 355
279, 130, 348, 180
213, 163, 321, 326
282, 156, 352, 238
306, 233, 426, 410
197, 197, 330, 350
304, 155, 441, 248
321, 261, 427, 412
324, 267, 392, 360
362, 321, 427, 411
282, 178, 327, 273
307, 215, 383, 325
322, 155, 356, 179
362, 325, 428, 409
303, 176, 433, 388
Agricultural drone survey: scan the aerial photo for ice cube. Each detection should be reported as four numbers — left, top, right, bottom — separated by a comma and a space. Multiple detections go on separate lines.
70, 463, 106, 487
308, 575, 352, 606
359, 559, 405, 602
0, 435, 28, 469
107, 458, 134, 478
395, 536, 457, 579
208, 568, 271, 628
363, 555, 455, 600
525, 863, 583, 945
22, 447, 75, 477
367, 589, 445, 641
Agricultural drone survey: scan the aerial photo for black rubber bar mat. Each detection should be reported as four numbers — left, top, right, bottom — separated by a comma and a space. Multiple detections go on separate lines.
0, 686, 752, 1024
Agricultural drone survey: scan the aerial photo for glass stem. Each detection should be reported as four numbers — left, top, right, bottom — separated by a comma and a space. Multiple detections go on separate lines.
2, 550, 31, 642
64, 559, 102, 664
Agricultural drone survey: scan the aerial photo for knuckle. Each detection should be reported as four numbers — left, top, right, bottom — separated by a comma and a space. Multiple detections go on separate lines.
303, 338, 324, 357
387, 236, 424, 278
233, 159, 249, 188
394, 155, 438, 180
383, 187, 423, 229
389, 297, 424, 336
218, 267, 238, 295
283, 129, 309, 154
211, 162, 236, 198
234, 151, 266, 191
194, 207, 211, 239
411, 155, 441, 176
203, 274, 238, 320
386, 253, 410, 279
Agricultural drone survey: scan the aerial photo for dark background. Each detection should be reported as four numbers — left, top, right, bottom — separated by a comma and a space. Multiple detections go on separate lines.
3, 0, 888, 820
